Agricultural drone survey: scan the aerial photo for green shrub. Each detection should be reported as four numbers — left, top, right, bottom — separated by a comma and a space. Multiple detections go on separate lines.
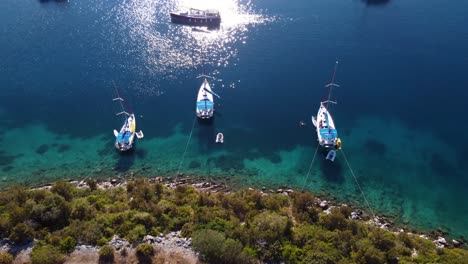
51, 181, 75, 201
98, 245, 114, 263
192, 229, 226, 263
281, 243, 303, 264
221, 238, 243, 264
319, 209, 348, 231
0, 252, 14, 264
97, 237, 109, 247
86, 179, 97, 191
252, 211, 289, 243
59, 236, 76, 254
70, 198, 95, 220
126, 224, 146, 244
31, 245, 65, 264
206, 217, 234, 234
30, 193, 71, 228
136, 243, 154, 256
9, 223, 34, 243
352, 239, 386, 264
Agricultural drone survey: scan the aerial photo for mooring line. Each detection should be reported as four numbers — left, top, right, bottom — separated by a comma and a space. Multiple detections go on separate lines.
175, 116, 197, 180
301, 142, 320, 191
341, 149, 376, 219
82, 145, 116, 183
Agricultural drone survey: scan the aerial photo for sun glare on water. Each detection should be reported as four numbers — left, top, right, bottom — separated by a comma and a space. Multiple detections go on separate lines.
113, 0, 273, 93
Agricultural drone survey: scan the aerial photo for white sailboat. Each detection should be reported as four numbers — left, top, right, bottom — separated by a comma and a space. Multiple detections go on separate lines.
196, 71, 220, 119
112, 82, 144, 152
312, 62, 342, 152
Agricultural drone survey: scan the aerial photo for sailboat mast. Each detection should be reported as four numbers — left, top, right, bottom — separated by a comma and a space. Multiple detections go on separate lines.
327, 61, 339, 102
323, 61, 340, 109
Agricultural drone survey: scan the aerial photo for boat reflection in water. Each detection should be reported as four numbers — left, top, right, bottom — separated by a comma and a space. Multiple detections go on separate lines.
170, 8, 221, 28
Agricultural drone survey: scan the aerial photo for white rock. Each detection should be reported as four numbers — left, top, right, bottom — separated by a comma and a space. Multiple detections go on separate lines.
434, 237, 447, 248
319, 200, 328, 209
143, 235, 156, 243
452, 240, 463, 247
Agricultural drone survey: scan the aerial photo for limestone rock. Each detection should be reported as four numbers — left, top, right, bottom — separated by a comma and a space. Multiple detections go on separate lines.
319, 200, 328, 209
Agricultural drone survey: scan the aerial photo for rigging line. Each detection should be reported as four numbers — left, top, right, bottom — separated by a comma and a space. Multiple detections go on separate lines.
82, 145, 116, 183
175, 115, 198, 181
322, 61, 339, 108
112, 80, 133, 115
341, 149, 376, 219
301, 142, 321, 192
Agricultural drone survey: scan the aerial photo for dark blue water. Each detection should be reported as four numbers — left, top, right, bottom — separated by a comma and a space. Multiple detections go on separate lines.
1, 0, 468, 238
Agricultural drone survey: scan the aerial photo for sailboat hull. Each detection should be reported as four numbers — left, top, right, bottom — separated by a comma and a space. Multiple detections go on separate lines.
196, 79, 214, 119
115, 114, 136, 152
314, 103, 339, 149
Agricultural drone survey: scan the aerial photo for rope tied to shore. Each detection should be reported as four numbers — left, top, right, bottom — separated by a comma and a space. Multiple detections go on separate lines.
341, 149, 376, 219
300, 142, 377, 221
301, 142, 320, 191
175, 116, 197, 180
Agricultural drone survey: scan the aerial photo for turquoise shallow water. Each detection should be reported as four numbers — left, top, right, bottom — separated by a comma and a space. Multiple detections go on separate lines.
1, 0, 468, 238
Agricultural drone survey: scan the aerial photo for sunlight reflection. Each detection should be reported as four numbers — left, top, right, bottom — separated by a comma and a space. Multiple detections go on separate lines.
114, 0, 273, 94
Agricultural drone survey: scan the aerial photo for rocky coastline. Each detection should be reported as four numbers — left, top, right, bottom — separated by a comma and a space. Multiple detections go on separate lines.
0, 176, 466, 263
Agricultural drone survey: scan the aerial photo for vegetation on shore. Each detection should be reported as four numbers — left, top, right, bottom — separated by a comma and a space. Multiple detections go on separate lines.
0, 179, 467, 263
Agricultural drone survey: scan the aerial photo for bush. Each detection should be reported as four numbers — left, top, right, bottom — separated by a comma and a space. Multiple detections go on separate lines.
98, 245, 114, 263
319, 209, 348, 231
136, 243, 154, 256
31, 245, 65, 264
30, 193, 71, 228
252, 211, 289, 243
281, 243, 303, 264
192, 229, 226, 263
9, 223, 34, 243
0, 252, 14, 264
59, 236, 76, 254
221, 238, 243, 264
126, 224, 146, 244
51, 181, 75, 201
86, 179, 97, 191
70, 198, 95, 220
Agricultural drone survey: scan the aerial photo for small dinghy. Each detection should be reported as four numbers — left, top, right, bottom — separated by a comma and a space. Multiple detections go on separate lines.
326, 150, 337, 162
215, 133, 224, 143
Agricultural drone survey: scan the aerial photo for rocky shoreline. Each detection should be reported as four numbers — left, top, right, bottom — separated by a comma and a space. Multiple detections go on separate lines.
0, 176, 465, 263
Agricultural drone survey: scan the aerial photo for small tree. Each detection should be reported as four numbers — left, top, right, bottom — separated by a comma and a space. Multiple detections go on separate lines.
59, 236, 76, 254
136, 243, 154, 263
86, 179, 97, 191
31, 245, 65, 264
0, 252, 14, 264
136, 243, 154, 257
192, 229, 226, 263
9, 223, 34, 243
98, 245, 114, 263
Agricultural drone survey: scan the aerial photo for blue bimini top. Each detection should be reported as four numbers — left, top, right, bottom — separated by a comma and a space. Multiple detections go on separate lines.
197, 99, 214, 111
319, 128, 338, 139
116, 131, 131, 143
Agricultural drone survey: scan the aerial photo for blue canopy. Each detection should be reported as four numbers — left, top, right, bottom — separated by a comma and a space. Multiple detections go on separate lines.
197, 99, 214, 111
319, 128, 338, 139
116, 131, 131, 143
